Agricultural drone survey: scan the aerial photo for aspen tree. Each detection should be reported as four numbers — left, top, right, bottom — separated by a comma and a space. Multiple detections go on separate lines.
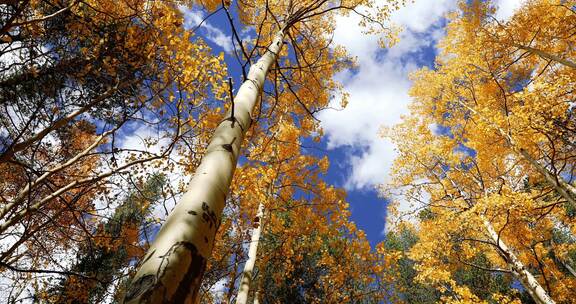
0, 1, 227, 300
383, 3, 576, 290
453, 179, 556, 304
450, 97, 576, 210
449, 175, 556, 304
124, 28, 286, 304
235, 113, 285, 304
382, 1, 574, 302
453, 0, 576, 203
473, 0, 576, 70
235, 202, 264, 304
125, 1, 400, 303
385, 117, 562, 302
513, 45, 576, 69
481, 215, 556, 304
252, 291, 260, 304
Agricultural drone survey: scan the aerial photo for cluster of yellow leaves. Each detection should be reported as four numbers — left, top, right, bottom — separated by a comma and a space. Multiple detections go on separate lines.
382, 0, 576, 302
200, 32, 384, 298
0, 0, 230, 300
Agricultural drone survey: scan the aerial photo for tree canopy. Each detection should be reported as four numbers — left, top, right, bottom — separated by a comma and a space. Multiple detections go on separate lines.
0, 0, 575, 303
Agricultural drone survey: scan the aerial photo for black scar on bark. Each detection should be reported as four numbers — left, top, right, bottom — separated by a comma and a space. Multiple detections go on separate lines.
169, 242, 207, 304
222, 137, 236, 153
123, 249, 158, 302
124, 274, 156, 302
123, 244, 206, 303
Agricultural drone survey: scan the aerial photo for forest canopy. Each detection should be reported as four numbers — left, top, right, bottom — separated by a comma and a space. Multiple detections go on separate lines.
0, 0, 574, 303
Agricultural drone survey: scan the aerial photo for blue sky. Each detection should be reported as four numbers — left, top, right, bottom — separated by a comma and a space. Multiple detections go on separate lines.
181, 0, 525, 248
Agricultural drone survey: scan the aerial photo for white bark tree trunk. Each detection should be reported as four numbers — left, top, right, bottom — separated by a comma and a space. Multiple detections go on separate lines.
123, 28, 286, 304
514, 44, 576, 69
236, 203, 265, 304
454, 98, 576, 209
562, 256, 576, 278
550, 228, 576, 278
481, 217, 556, 304
253, 290, 260, 304
518, 148, 576, 208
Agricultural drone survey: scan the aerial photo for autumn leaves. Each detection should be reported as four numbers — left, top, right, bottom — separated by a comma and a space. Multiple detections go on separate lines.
1, 0, 575, 303
1, 0, 399, 302
383, 1, 576, 303
0, 0, 225, 302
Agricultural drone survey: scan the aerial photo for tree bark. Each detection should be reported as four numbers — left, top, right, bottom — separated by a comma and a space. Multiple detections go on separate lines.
454, 99, 576, 209
515, 44, 576, 69
253, 290, 260, 304
123, 28, 286, 304
517, 148, 576, 208
562, 256, 576, 278
235, 203, 264, 304
550, 230, 576, 278
482, 216, 556, 304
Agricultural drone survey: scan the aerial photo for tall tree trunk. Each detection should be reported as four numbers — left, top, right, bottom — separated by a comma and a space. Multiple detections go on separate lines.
550, 226, 576, 278
236, 203, 264, 304
253, 290, 260, 304
123, 28, 286, 304
514, 44, 576, 69
562, 256, 576, 278
454, 98, 576, 208
517, 148, 576, 208
481, 216, 556, 304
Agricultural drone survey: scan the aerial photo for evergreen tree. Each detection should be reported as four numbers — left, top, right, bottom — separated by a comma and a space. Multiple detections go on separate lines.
47, 174, 166, 303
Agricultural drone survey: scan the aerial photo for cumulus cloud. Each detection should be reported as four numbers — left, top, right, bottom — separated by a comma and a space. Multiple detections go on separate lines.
319, 0, 459, 190
321, 0, 525, 191
493, 0, 525, 21
319, 0, 528, 232
119, 124, 170, 154
180, 7, 233, 53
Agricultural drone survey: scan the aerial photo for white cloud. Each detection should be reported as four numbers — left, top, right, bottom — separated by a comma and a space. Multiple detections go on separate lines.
180, 7, 233, 53
115, 123, 190, 220
119, 124, 170, 154
391, 0, 458, 33
493, 0, 525, 21
209, 278, 229, 302
319, 0, 458, 190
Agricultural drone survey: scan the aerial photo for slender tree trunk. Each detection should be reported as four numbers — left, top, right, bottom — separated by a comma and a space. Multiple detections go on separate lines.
123, 28, 286, 304
454, 99, 576, 208
236, 203, 264, 304
562, 256, 576, 278
481, 216, 556, 304
550, 230, 576, 278
447, 178, 556, 303
517, 148, 576, 208
514, 44, 576, 69
253, 290, 260, 304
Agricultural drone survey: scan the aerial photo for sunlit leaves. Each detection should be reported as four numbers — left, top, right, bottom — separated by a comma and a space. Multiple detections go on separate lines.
382, 1, 576, 302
